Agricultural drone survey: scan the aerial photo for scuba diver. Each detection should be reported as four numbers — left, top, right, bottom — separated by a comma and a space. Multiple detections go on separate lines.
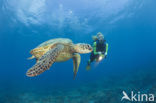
86, 32, 108, 70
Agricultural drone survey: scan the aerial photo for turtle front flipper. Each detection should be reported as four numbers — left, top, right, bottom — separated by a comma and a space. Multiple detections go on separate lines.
26, 44, 64, 77
73, 53, 81, 79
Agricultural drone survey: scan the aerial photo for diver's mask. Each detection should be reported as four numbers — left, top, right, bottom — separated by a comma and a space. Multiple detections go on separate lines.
98, 35, 104, 43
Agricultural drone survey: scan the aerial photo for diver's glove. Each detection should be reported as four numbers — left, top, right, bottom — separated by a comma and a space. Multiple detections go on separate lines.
104, 52, 107, 58
97, 52, 102, 55
101, 54, 104, 58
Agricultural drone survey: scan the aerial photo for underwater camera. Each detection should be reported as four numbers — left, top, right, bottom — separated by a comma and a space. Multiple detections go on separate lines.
96, 54, 105, 62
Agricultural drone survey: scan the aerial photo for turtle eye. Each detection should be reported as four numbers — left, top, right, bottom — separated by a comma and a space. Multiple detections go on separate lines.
87, 45, 92, 50
87, 45, 89, 47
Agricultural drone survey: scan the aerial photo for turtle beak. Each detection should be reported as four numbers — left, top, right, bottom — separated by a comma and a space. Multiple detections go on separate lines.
89, 47, 93, 51
87, 45, 93, 51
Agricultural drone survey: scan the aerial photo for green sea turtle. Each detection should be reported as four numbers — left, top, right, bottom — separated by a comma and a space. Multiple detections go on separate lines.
26, 38, 92, 79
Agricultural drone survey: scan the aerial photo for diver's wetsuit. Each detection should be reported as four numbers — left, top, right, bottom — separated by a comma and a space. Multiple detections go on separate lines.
89, 40, 108, 64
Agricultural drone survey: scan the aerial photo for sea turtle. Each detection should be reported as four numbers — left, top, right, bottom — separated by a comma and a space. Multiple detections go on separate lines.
26, 38, 92, 79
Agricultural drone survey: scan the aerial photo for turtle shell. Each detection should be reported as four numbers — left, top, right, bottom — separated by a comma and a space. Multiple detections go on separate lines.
30, 38, 73, 59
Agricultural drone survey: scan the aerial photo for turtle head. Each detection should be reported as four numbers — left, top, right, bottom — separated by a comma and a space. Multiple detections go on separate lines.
74, 43, 92, 53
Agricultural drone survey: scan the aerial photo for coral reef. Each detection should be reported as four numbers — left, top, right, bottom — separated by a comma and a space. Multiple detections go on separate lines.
1, 72, 156, 103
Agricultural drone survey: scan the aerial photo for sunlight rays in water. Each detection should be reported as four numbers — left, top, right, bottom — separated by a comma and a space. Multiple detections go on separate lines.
2, 0, 144, 34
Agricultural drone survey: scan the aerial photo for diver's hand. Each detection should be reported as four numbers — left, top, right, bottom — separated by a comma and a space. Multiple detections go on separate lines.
97, 52, 102, 55
104, 53, 107, 59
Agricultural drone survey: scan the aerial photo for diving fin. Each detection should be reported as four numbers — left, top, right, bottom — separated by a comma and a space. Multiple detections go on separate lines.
86, 65, 91, 71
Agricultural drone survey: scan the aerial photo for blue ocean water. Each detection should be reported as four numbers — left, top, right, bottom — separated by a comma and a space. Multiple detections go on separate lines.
0, 0, 156, 103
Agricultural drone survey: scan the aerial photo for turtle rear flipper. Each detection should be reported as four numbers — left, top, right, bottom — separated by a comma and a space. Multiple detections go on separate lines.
26, 44, 64, 77
27, 56, 35, 60
73, 53, 81, 79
